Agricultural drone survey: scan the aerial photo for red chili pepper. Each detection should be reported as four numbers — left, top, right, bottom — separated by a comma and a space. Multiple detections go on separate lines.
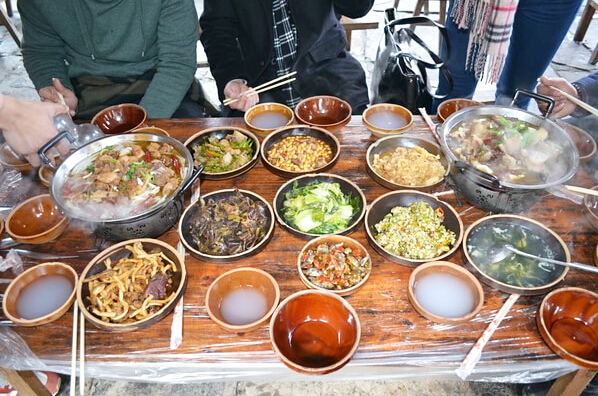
435, 207, 444, 218
172, 155, 181, 173
352, 248, 361, 257
145, 150, 151, 163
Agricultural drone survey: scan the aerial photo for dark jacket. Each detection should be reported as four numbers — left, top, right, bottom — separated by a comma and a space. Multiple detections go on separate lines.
199, 0, 374, 114
574, 71, 598, 118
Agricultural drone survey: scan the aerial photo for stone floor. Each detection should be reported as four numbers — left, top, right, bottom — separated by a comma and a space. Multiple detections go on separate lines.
2, 0, 598, 395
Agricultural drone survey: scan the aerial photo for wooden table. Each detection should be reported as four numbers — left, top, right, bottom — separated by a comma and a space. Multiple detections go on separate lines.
1, 116, 597, 394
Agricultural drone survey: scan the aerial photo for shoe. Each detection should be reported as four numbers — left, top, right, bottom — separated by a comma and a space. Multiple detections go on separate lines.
0, 371, 61, 396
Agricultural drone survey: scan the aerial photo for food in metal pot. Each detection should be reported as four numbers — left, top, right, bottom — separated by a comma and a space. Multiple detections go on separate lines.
83, 242, 177, 324
371, 146, 445, 187
187, 190, 270, 256
373, 201, 456, 260
63, 141, 186, 220
282, 181, 360, 234
192, 130, 254, 173
447, 115, 567, 184
300, 242, 370, 290
267, 135, 332, 172
467, 222, 560, 287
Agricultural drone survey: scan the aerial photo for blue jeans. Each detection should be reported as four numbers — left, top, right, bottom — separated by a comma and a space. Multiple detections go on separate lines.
433, 0, 584, 112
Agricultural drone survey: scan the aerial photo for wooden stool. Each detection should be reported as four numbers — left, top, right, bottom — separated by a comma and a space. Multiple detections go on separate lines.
4, 0, 11, 17
574, 0, 598, 65
393, 0, 448, 25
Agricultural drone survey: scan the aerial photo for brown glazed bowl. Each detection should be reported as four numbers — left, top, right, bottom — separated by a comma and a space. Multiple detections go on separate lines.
6, 194, 69, 244
362, 103, 414, 137
91, 103, 147, 135
294, 96, 352, 131
205, 267, 280, 333
557, 121, 596, 163
244, 102, 294, 136
298, 235, 372, 296
436, 98, 483, 122
537, 287, 598, 369
77, 238, 186, 332
3, 262, 78, 326
0, 143, 34, 174
270, 289, 361, 375
408, 261, 484, 324
583, 186, 598, 232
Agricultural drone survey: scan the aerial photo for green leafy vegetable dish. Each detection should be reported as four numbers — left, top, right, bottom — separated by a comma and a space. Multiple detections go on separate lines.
281, 181, 361, 234
192, 130, 254, 174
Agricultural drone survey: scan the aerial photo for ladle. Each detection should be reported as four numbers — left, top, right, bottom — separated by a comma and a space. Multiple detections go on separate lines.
488, 243, 598, 274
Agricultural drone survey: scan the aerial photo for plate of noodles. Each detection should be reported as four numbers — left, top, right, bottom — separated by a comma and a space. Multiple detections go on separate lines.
77, 238, 186, 332
366, 135, 449, 191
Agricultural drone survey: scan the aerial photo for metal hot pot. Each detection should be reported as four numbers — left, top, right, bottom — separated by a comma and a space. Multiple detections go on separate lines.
437, 94, 579, 213
39, 132, 202, 241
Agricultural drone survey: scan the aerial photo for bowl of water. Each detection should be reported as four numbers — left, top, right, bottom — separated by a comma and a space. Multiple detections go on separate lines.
3, 262, 78, 326
362, 104, 413, 138
205, 267, 280, 333
408, 261, 484, 324
244, 102, 294, 136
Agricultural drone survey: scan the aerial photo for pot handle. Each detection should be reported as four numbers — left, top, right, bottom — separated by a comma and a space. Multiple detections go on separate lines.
511, 89, 554, 118
454, 160, 502, 188
177, 164, 204, 198
38, 130, 77, 169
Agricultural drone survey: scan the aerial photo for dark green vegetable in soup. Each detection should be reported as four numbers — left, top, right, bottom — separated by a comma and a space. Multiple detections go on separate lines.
467, 223, 562, 288
187, 190, 269, 255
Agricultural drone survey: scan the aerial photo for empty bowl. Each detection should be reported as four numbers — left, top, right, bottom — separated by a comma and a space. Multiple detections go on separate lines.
436, 98, 482, 122
0, 143, 34, 174
294, 96, 352, 131
91, 103, 147, 135
3, 262, 78, 326
408, 261, 484, 324
77, 238, 186, 332
298, 235, 372, 296
270, 289, 361, 374
557, 121, 596, 163
244, 102, 294, 136
366, 134, 449, 191
362, 103, 413, 137
537, 287, 598, 369
261, 125, 340, 178
6, 194, 69, 245
205, 267, 280, 333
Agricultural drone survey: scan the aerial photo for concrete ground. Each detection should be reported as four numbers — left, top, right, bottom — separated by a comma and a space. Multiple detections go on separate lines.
1, 0, 598, 395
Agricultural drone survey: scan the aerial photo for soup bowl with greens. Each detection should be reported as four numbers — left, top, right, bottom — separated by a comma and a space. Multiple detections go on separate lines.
463, 214, 569, 295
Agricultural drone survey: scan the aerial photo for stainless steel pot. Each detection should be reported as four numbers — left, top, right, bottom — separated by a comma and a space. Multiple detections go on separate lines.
41, 132, 202, 241
437, 94, 579, 213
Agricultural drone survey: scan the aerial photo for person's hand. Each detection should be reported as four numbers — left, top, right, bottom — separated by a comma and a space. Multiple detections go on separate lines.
0, 95, 70, 167
536, 76, 578, 119
38, 78, 78, 116
223, 79, 259, 112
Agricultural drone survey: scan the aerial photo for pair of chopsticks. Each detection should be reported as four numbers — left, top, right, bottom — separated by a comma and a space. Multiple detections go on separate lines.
222, 71, 297, 106
71, 303, 85, 396
550, 86, 598, 119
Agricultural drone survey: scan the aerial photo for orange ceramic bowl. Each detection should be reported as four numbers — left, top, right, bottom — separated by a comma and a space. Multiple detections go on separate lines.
0, 143, 34, 174
295, 96, 352, 131
436, 98, 483, 122
362, 103, 413, 137
245, 102, 294, 136
91, 103, 147, 135
6, 194, 69, 244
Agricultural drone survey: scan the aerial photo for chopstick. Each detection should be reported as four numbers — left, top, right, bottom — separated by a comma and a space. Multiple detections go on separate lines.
549, 86, 598, 119
418, 108, 442, 144
79, 311, 85, 396
222, 71, 297, 106
565, 185, 598, 197
70, 302, 78, 396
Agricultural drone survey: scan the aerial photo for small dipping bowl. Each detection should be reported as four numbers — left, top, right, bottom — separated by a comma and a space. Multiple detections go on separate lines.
3, 262, 78, 326
436, 98, 483, 123
583, 186, 598, 232
91, 103, 147, 135
6, 194, 69, 245
0, 143, 34, 174
362, 103, 414, 138
244, 102, 294, 136
295, 96, 352, 131
537, 287, 598, 370
408, 261, 484, 324
557, 121, 596, 163
206, 267, 280, 333
270, 289, 361, 375
38, 165, 54, 188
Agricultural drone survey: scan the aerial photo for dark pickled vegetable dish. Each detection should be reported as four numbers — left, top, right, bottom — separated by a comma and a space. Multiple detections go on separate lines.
187, 190, 269, 256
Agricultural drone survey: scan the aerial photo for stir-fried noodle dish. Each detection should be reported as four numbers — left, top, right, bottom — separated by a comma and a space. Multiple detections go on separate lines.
83, 242, 178, 324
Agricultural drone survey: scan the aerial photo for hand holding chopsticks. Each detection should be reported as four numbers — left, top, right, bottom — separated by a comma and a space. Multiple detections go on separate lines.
223, 71, 297, 107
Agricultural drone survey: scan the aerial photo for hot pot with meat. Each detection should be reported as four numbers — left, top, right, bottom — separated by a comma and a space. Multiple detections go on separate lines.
43, 132, 202, 241
437, 100, 579, 213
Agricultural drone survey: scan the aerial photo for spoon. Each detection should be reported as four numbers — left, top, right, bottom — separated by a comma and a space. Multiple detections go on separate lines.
488, 243, 598, 274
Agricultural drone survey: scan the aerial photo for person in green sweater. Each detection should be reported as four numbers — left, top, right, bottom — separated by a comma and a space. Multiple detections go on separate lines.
18, 0, 217, 120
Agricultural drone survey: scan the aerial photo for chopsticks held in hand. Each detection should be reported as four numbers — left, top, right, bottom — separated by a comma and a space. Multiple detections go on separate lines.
222, 71, 297, 107
551, 86, 598, 119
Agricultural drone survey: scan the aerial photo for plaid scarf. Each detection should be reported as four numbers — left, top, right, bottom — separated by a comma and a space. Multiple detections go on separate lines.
451, 0, 519, 83
272, 0, 301, 107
